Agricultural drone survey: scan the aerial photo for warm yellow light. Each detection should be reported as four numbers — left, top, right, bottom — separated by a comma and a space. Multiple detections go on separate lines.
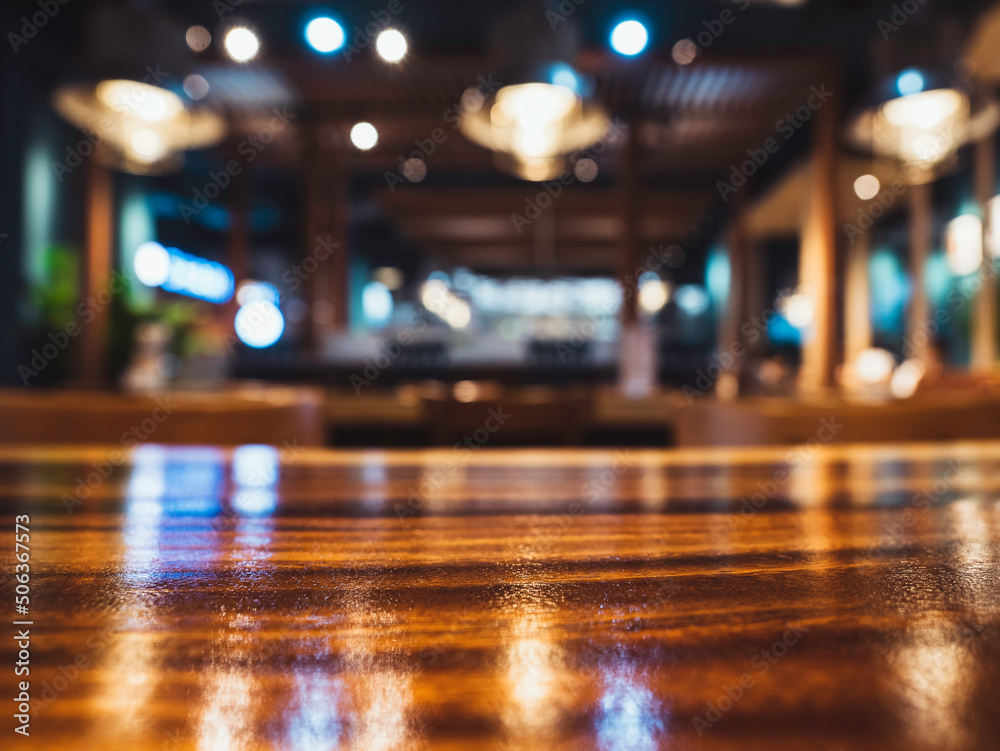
778, 290, 814, 329
185, 25, 211, 52
96, 80, 184, 122
874, 88, 968, 169
130, 129, 164, 161
420, 279, 448, 311
53, 79, 226, 175
890, 359, 925, 399
671, 39, 698, 66
444, 299, 471, 329
375, 29, 407, 62
573, 158, 598, 182
638, 279, 670, 314
350, 122, 378, 150
854, 348, 896, 385
853, 174, 880, 200
373, 266, 404, 290
461, 82, 609, 182
224, 27, 260, 62
946, 214, 983, 275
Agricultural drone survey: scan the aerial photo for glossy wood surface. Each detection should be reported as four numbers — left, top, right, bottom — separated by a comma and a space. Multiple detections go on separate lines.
2, 442, 999, 750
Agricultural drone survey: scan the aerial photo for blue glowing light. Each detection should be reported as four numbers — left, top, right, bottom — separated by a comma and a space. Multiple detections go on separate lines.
610, 20, 649, 56
235, 300, 285, 348
675, 285, 710, 316
133, 241, 234, 303
550, 63, 580, 92
897, 69, 924, 97
305, 16, 345, 53
362, 280, 394, 328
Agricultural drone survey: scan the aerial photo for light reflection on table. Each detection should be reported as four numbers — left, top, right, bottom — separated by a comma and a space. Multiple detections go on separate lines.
3, 443, 1000, 750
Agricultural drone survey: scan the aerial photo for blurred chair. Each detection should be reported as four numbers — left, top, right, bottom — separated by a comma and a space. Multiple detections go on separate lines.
674, 396, 1000, 447
0, 386, 324, 446
418, 380, 593, 446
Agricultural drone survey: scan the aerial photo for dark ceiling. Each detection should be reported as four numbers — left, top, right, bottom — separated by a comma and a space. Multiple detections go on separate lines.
3, 0, 995, 274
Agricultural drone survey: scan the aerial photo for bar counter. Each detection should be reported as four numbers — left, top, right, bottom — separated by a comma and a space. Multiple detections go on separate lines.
2, 442, 999, 749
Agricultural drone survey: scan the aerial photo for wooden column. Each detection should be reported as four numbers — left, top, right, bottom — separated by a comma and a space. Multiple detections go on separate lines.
616, 122, 656, 396
617, 121, 641, 325
720, 199, 748, 375
78, 161, 113, 387
844, 231, 872, 365
972, 134, 997, 374
303, 127, 349, 350
229, 165, 249, 284
227, 160, 249, 327
798, 87, 839, 393
907, 181, 932, 365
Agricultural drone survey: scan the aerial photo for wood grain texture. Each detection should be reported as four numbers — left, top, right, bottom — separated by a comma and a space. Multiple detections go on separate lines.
1, 442, 999, 750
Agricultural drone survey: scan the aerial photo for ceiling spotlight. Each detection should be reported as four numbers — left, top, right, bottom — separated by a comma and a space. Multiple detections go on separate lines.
573, 158, 598, 182
235, 300, 285, 349
224, 27, 260, 63
53, 79, 226, 174
853, 174, 880, 200
305, 16, 345, 53
376, 29, 407, 62
185, 25, 211, 53
182, 74, 210, 101
350, 122, 378, 150
402, 158, 427, 182
896, 69, 925, 97
610, 20, 648, 56
672, 38, 698, 66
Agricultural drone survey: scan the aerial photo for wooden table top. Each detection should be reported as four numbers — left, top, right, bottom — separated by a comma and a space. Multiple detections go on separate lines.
2, 442, 999, 750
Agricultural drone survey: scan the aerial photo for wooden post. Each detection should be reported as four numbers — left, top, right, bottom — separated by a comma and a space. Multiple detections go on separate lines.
798, 85, 839, 393
618, 121, 640, 326
616, 122, 656, 396
228, 158, 249, 326
844, 231, 872, 365
304, 127, 349, 349
906, 181, 931, 365
78, 161, 113, 387
972, 134, 997, 374
720, 199, 747, 376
